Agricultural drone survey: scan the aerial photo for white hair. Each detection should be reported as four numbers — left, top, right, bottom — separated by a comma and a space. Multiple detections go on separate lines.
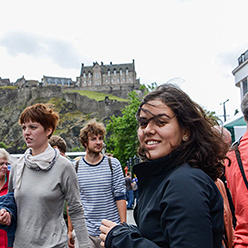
0, 148, 9, 160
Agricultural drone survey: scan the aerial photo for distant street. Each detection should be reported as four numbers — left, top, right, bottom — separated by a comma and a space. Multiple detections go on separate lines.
127, 209, 136, 225
75, 209, 137, 248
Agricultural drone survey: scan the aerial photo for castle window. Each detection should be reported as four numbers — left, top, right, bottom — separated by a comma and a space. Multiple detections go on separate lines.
88, 73, 91, 78
114, 69, 116, 75
83, 73, 86, 78
108, 70, 110, 76
120, 69, 122, 76
126, 68, 128, 75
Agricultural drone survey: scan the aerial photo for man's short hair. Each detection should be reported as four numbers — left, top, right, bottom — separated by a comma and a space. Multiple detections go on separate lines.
241, 92, 248, 121
49, 135, 67, 154
79, 119, 106, 148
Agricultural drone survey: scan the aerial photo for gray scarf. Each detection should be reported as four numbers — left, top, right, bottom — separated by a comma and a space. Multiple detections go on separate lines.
15, 144, 59, 189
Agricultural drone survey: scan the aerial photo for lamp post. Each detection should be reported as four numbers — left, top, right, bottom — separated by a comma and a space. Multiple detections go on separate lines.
222, 99, 229, 122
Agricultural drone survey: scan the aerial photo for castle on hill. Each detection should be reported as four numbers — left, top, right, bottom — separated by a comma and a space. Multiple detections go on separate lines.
0, 60, 141, 98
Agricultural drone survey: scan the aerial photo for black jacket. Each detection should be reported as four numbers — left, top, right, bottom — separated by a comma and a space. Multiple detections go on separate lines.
106, 152, 224, 248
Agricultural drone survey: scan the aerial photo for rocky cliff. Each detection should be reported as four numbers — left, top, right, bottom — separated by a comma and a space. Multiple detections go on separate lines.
0, 86, 127, 153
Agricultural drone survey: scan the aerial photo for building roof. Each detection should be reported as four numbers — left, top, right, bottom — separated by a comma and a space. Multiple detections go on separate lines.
224, 115, 246, 128
224, 113, 246, 142
43, 75, 72, 80
80, 60, 135, 75
0, 78, 10, 85
42, 75, 73, 85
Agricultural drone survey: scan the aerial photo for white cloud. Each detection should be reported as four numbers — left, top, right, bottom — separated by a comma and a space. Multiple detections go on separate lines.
0, 0, 247, 121
0, 32, 85, 69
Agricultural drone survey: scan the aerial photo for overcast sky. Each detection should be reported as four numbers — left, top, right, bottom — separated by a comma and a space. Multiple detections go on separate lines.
1, 0, 248, 122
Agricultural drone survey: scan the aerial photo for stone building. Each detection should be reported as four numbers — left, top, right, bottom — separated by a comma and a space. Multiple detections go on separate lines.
224, 49, 248, 141
42, 75, 73, 87
76, 60, 140, 98
0, 77, 10, 86
1, 60, 142, 98
15, 76, 39, 88
232, 49, 248, 100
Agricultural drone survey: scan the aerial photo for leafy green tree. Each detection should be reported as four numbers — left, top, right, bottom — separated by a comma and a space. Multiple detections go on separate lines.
140, 82, 158, 95
203, 108, 221, 125
147, 82, 158, 91
105, 91, 141, 167
0, 142, 7, 149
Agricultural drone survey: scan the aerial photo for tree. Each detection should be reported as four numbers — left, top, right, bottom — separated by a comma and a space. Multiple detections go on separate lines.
105, 91, 141, 167
140, 82, 158, 95
147, 82, 158, 91
0, 142, 8, 149
203, 108, 221, 125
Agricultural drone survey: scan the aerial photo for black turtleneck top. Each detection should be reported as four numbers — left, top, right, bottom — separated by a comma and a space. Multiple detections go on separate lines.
105, 151, 224, 248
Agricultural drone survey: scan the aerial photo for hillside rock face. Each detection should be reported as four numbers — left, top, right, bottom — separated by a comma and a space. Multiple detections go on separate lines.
0, 86, 127, 153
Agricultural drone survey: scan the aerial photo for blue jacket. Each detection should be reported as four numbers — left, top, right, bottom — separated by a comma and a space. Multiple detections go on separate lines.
0, 192, 17, 247
105, 151, 224, 248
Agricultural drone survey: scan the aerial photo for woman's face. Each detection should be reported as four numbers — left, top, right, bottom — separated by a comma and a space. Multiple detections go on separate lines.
0, 157, 8, 178
137, 99, 186, 160
22, 120, 52, 155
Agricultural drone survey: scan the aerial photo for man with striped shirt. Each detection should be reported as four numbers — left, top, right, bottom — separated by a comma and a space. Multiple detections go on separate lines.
77, 120, 126, 248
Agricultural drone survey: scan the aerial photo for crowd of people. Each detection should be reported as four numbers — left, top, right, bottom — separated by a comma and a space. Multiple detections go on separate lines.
0, 84, 247, 248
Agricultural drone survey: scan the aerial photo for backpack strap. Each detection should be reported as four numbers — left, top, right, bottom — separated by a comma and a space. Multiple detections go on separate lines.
221, 173, 237, 228
75, 158, 80, 173
108, 157, 113, 175
234, 144, 248, 190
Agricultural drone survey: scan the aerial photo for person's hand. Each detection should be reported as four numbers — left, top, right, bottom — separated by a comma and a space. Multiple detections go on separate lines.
68, 230, 75, 248
100, 219, 117, 247
0, 209, 11, 226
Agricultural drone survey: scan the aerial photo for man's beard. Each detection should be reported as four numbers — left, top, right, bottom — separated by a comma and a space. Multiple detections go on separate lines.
87, 146, 102, 156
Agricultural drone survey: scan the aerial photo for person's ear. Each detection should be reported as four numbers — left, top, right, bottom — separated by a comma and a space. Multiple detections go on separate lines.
46, 127, 53, 138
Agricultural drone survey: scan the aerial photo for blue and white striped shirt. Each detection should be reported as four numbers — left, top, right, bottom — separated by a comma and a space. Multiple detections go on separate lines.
77, 156, 126, 236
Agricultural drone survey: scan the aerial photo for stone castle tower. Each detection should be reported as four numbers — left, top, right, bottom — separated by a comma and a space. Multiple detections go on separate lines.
76, 60, 140, 98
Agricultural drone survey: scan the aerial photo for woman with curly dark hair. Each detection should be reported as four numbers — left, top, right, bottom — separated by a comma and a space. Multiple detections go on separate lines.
100, 84, 225, 248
